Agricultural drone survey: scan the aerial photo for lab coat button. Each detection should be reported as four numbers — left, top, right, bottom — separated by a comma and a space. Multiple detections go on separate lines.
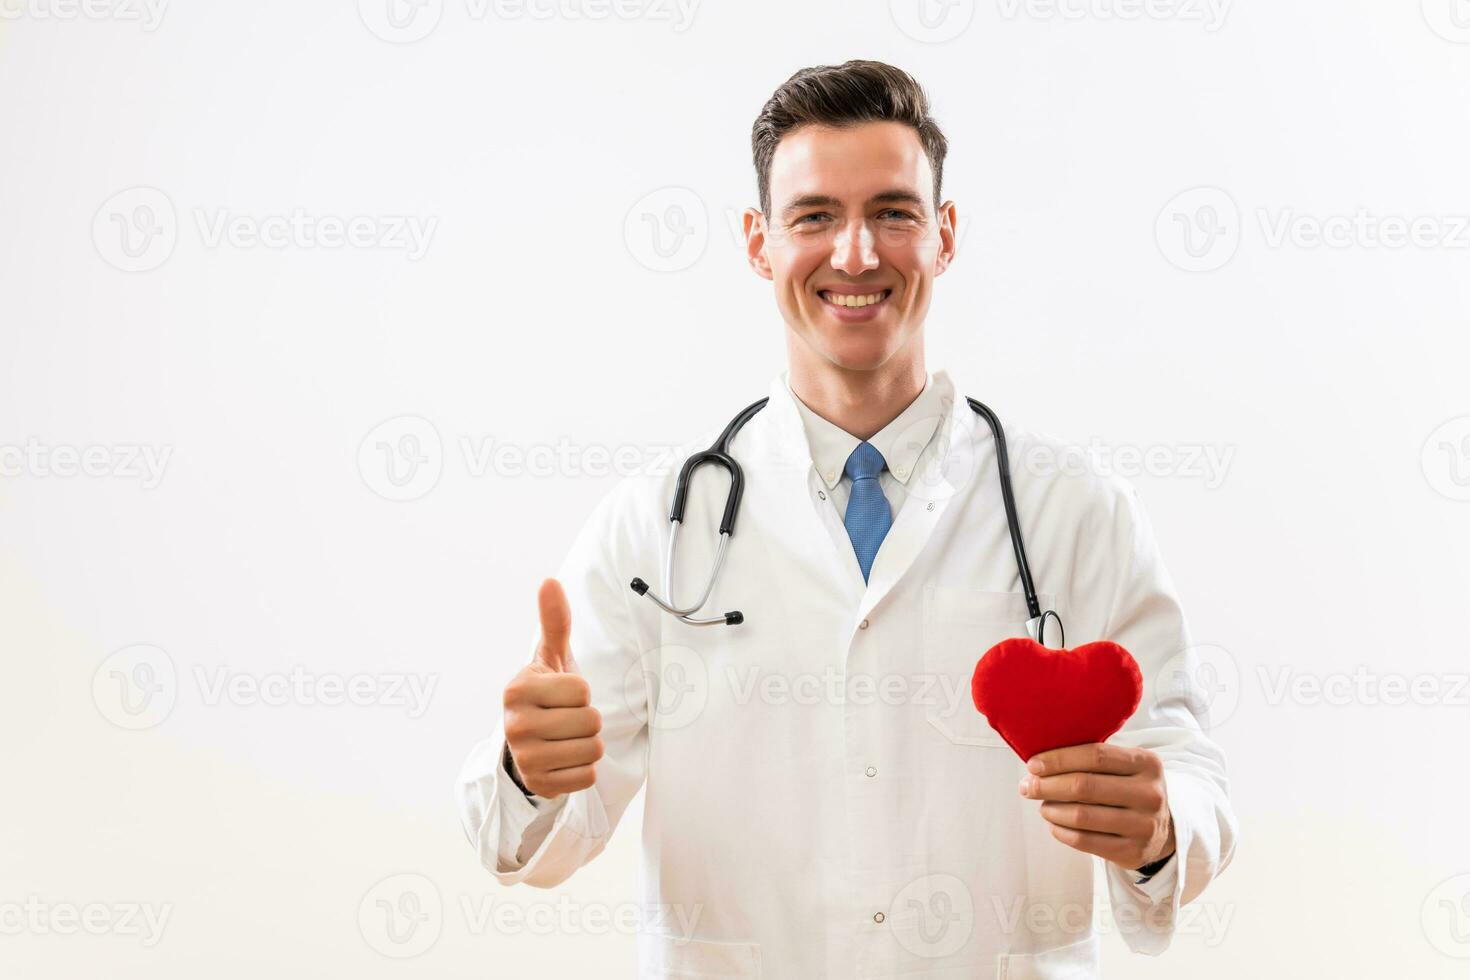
865, 766, 877, 777
859, 619, 869, 630
873, 911, 886, 924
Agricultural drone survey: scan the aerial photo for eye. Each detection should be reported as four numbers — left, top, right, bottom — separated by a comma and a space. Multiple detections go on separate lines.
878, 209, 916, 220
795, 213, 830, 224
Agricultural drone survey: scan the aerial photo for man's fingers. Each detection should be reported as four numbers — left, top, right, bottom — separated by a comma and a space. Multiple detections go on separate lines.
515, 704, 599, 738
514, 735, 604, 774
535, 577, 573, 672
1026, 742, 1157, 778
529, 764, 598, 797
1039, 801, 1151, 838
512, 671, 592, 710
1022, 771, 1162, 810
1045, 825, 1138, 865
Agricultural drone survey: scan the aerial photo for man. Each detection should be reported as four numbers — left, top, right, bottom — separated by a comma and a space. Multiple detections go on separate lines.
458, 59, 1236, 977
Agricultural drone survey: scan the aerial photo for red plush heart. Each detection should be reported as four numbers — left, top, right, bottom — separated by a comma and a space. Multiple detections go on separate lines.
970, 637, 1144, 762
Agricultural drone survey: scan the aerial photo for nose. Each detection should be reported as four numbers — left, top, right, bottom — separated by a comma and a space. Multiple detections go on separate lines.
830, 217, 879, 276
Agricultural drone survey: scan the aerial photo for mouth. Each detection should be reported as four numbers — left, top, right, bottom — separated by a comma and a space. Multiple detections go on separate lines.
818, 288, 892, 310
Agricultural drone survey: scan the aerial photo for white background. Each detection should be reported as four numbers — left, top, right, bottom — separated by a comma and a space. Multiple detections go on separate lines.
3, 0, 1470, 975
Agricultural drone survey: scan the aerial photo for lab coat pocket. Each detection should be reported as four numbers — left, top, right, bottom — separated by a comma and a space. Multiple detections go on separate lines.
641, 933, 762, 978
995, 933, 1101, 979
921, 586, 1055, 748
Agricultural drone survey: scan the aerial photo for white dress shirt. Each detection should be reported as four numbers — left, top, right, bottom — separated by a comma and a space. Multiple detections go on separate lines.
787, 372, 947, 523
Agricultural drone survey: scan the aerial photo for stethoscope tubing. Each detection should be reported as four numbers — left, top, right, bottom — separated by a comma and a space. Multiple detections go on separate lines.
631, 393, 1058, 638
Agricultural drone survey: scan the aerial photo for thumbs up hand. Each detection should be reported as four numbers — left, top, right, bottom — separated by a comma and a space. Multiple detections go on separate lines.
502, 578, 604, 798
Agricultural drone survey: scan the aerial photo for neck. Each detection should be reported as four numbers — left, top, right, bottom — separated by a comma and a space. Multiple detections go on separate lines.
785, 345, 927, 443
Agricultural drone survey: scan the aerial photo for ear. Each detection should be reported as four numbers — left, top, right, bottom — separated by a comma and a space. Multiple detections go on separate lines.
933, 199, 959, 277
743, 207, 774, 281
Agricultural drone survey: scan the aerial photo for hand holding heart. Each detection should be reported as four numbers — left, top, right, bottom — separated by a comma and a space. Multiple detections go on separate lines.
1019, 742, 1176, 870
972, 636, 1173, 870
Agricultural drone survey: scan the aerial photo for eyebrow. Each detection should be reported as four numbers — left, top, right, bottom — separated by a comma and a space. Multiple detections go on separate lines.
779, 190, 927, 220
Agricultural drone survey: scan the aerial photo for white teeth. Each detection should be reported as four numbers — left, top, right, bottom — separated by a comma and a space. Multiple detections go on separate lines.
821, 290, 888, 308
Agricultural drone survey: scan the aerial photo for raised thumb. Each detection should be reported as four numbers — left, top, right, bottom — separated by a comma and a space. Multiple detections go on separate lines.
533, 577, 573, 673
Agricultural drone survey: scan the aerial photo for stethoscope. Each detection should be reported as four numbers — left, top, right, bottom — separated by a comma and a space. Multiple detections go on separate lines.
629, 396, 1066, 648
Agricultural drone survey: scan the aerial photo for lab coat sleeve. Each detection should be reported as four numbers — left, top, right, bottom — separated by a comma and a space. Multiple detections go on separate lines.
1129, 852, 1179, 905
1067, 476, 1239, 956
455, 477, 656, 888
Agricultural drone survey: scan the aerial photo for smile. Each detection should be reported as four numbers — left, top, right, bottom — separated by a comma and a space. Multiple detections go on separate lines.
819, 289, 892, 309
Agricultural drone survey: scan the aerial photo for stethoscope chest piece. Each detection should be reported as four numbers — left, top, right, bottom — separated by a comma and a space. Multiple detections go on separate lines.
1025, 609, 1066, 649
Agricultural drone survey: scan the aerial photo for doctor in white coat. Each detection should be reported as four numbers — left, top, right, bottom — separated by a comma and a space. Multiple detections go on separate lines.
458, 59, 1237, 978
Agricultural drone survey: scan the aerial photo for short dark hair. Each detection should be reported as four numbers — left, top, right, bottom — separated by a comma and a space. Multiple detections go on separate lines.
750, 60, 949, 220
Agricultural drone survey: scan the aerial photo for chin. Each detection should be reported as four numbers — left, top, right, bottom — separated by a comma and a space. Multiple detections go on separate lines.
814, 330, 905, 372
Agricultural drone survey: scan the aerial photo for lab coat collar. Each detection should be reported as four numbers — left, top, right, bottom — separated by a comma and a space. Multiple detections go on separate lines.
754, 366, 976, 625
757, 367, 967, 477
785, 372, 947, 489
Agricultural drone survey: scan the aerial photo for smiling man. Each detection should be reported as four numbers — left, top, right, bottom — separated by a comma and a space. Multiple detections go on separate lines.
458, 60, 1237, 978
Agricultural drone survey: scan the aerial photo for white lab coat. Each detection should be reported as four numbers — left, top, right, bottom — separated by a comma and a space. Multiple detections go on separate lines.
458, 368, 1237, 978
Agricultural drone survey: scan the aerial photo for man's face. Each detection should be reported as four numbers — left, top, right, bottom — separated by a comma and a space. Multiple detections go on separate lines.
744, 121, 956, 373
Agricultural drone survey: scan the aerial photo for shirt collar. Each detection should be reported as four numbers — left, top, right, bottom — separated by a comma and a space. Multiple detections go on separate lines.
783, 370, 953, 489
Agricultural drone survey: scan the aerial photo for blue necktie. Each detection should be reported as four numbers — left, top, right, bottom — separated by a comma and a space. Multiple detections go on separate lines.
843, 441, 893, 583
